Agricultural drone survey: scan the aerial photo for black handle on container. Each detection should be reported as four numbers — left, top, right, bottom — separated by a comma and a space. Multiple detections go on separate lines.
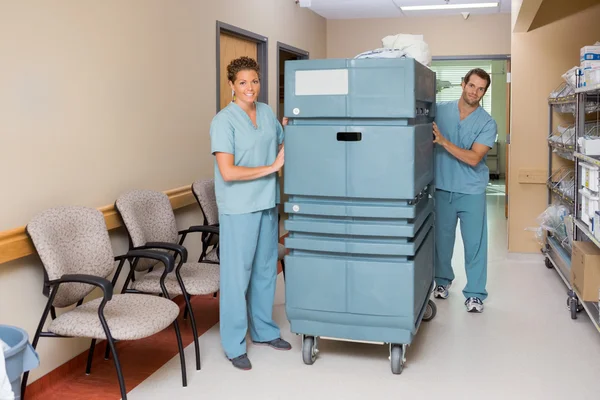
337, 132, 362, 142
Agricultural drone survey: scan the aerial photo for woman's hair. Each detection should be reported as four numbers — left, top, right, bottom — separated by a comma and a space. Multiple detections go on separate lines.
227, 56, 261, 83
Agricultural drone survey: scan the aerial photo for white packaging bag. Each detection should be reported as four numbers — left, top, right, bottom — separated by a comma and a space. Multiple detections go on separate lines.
381, 34, 432, 66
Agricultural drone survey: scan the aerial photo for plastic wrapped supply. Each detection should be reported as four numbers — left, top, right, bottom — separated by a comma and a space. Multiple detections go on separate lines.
548, 124, 576, 149
526, 205, 572, 249
355, 33, 432, 67
562, 66, 580, 89
381, 34, 431, 66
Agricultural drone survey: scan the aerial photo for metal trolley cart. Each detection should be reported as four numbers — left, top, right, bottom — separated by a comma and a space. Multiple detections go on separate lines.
282, 58, 437, 374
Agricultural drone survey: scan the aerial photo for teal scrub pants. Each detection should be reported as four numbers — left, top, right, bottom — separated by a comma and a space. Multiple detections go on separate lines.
434, 190, 488, 301
219, 207, 281, 359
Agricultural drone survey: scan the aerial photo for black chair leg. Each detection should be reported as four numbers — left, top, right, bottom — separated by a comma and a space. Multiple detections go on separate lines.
106, 334, 127, 400
86, 339, 97, 375
181, 292, 201, 370
172, 320, 188, 387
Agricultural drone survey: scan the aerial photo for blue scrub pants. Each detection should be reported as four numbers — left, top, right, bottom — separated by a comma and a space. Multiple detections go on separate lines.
434, 190, 488, 301
219, 207, 281, 359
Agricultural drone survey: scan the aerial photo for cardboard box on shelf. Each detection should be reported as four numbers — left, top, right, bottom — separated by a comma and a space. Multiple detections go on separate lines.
571, 241, 600, 302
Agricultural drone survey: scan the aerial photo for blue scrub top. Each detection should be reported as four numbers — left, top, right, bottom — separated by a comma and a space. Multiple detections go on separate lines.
434, 100, 497, 195
210, 102, 284, 215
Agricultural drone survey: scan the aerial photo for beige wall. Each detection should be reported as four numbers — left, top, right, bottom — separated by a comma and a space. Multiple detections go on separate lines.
508, 3, 600, 252
327, 13, 511, 59
0, 0, 325, 383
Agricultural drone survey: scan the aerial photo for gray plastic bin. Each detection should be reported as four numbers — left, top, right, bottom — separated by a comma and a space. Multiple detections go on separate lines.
0, 325, 40, 400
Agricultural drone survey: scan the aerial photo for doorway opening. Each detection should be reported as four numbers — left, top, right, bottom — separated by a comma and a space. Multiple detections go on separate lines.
277, 42, 309, 121
431, 55, 511, 218
216, 22, 268, 112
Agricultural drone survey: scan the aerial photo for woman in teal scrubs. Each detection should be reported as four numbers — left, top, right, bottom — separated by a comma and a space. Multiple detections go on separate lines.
210, 56, 291, 370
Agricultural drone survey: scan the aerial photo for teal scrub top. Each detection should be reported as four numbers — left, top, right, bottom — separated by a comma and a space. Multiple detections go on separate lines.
210, 102, 284, 215
434, 100, 497, 195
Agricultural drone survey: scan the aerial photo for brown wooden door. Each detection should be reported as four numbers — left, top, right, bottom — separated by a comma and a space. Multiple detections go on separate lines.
219, 33, 258, 111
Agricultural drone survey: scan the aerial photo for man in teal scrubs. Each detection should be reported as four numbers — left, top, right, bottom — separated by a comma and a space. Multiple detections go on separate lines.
432, 68, 497, 313
210, 57, 291, 370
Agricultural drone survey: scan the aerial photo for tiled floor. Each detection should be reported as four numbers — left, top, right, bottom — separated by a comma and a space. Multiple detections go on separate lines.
127, 194, 600, 400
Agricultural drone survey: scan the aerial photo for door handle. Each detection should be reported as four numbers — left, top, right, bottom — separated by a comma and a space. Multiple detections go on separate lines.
337, 132, 362, 142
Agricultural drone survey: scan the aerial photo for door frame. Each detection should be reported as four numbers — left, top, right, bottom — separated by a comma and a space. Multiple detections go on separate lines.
276, 42, 309, 120
216, 21, 269, 113
505, 59, 511, 218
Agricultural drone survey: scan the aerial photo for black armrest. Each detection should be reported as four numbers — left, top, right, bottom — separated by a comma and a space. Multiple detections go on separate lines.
137, 242, 188, 264
47, 274, 114, 301
115, 249, 176, 273
179, 225, 220, 235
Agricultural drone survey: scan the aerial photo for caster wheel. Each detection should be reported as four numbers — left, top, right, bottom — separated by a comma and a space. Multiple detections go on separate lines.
390, 344, 404, 375
568, 297, 578, 320
423, 300, 437, 322
545, 258, 553, 269
302, 336, 317, 365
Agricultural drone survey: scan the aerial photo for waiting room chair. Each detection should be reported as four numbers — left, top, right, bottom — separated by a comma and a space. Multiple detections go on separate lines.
191, 178, 286, 278
115, 189, 220, 372
189, 179, 220, 264
22, 206, 187, 400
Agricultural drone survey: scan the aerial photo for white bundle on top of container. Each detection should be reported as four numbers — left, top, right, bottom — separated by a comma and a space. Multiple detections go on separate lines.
354, 33, 432, 67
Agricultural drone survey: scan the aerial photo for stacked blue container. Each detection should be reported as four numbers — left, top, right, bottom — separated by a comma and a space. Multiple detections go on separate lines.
282, 57, 437, 374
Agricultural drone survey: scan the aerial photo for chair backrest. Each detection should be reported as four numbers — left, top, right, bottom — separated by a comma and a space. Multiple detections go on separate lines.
192, 179, 218, 226
27, 206, 115, 308
115, 190, 178, 270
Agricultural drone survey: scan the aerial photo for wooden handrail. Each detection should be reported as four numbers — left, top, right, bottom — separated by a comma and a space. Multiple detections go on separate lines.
0, 186, 196, 266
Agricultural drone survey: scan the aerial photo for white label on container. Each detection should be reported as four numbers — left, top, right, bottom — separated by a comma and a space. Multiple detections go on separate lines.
295, 69, 349, 96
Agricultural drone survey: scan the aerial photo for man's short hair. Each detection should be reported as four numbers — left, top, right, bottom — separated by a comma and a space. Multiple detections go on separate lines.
463, 68, 491, 91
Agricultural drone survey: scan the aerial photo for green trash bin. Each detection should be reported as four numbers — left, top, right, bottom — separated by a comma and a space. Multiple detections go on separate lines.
1, 325, 40, 400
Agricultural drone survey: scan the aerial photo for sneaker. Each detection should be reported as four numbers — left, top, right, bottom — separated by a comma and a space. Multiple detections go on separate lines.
229, 354, 252, 370
253, 338, 292, 351
433, 283, 451, 299
465, 297, 484, 313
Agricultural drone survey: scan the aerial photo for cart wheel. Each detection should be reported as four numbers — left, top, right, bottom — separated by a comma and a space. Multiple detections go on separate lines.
390, 344, 404, 375
302, 336, 317, 365
566, 296, 582, 311
569, 297, 578, 320
544, 258, 553, 269
423, 300, 437, 321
